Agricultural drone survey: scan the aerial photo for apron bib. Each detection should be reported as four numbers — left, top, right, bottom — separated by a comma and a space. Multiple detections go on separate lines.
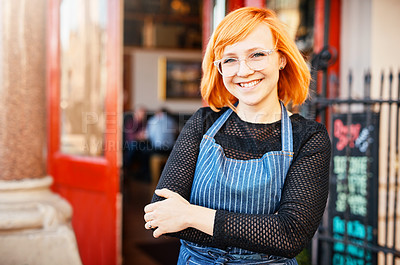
178, 102, 297, 265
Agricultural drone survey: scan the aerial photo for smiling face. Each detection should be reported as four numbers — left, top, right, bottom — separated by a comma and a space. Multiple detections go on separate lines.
221, 23, 285, 114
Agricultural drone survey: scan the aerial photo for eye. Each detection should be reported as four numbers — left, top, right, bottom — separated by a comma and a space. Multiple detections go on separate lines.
222, 58, 237, 64
249, 51, 268, 59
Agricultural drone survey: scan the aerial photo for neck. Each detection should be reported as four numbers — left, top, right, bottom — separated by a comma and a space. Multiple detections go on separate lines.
236, 100, 282, 124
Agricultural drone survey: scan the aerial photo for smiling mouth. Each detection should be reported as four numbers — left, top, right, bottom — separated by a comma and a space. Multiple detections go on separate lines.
239, 79, 262, 88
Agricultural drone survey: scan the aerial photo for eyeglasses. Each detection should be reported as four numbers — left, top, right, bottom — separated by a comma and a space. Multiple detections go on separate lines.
213, 48, 277, 77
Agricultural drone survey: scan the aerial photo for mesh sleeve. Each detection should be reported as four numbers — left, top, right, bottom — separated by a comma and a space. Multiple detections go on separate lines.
151, 108, 219, 245
213, 127, 331, 258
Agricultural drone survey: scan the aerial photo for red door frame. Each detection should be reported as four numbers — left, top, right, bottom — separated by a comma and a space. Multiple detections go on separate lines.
228, 0, 264, 11
314, 0, 341, 131
314, 0, 341, 99
46, 0, 122, 264
202, 0, 213, 54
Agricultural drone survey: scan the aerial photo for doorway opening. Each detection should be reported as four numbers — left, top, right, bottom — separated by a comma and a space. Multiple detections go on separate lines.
121, 1, 203, 264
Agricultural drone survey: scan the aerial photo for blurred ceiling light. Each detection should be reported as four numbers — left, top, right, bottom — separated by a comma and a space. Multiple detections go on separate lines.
171, 0, 190, 15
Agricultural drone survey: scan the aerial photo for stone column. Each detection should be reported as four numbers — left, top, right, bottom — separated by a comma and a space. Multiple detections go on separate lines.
0, 1, 81, 264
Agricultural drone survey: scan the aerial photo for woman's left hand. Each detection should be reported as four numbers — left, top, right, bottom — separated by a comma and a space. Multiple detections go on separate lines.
144, 188, 193, 238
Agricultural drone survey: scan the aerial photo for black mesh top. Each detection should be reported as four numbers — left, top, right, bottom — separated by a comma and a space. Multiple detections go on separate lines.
152, 106, 331, 259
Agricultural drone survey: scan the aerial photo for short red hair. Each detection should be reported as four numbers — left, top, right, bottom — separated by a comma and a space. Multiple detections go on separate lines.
201, 7, 311, 111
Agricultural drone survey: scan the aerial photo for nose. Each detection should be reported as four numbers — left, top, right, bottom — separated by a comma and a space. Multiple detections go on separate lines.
236, 59, 254, 77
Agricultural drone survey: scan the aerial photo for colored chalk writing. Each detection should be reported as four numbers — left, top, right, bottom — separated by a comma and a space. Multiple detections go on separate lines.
334, 156, 368, 215
330, 113, 379, 265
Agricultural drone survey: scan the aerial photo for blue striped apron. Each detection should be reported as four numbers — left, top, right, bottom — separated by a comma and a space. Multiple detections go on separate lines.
177, 102, 297, 265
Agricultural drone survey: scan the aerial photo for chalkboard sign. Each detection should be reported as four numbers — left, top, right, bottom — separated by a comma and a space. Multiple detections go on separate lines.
329, 113, 379, 265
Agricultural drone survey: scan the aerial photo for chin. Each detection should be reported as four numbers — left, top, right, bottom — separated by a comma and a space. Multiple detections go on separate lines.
239, 99, 263, 107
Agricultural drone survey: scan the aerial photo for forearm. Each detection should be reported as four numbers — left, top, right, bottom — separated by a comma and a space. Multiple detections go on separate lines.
187, 204, 216, 236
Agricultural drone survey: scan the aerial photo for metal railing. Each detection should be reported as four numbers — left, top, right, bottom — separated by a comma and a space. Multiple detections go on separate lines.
306, 70, 400, 265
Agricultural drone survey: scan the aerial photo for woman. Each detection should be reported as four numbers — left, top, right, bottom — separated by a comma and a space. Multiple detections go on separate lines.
144, 7, 331, 265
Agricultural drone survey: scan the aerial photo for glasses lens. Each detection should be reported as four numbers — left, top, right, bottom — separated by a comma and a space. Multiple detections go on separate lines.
247, 51, 270, 71
247, 60, 268, 71
221, 65, 237, 77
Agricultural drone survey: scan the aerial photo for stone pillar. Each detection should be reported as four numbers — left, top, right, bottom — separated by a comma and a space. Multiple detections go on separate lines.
0, 1, 46, 181
0, 1, 81, 264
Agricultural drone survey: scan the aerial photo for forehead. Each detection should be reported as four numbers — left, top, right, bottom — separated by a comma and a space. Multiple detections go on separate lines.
222, 23, 274, 56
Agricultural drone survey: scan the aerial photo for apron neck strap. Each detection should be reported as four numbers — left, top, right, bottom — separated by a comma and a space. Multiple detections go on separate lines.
206, 108, 233, 138
280, 101, 293, 153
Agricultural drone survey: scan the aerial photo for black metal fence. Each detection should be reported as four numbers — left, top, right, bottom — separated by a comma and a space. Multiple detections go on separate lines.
305, 70, 400, 265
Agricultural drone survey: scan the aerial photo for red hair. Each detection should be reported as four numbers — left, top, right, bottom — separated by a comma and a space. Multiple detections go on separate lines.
201, 7, 311, 111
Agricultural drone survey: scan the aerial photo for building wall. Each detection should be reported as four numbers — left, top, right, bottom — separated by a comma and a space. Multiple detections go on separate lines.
126, 48, 203, 113
371, 0, 400, 97
340, 0, 400, 97
340, 0, 372, 98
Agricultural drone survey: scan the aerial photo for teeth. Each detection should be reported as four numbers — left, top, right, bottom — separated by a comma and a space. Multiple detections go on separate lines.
239, 79, 261, 88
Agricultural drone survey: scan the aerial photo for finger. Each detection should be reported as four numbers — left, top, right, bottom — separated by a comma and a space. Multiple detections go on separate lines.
153, 228, 163, 238
145, 221, 156, 230
144, 203, 155, 213
144, 212, 152, 222
154, 188, 176, 199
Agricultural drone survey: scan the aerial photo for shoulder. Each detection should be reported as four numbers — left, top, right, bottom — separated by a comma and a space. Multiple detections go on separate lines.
290, 114, 331, 151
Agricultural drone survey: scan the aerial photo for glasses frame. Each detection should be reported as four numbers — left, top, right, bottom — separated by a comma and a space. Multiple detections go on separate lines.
213, 39, 279, 77
213, 48, 277, 77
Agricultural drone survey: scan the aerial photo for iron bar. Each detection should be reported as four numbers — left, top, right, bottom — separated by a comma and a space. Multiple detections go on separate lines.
343, 70, 353, 259
392, 71, 400, 265
384, 71, 393, 265
363, 70, 372, 265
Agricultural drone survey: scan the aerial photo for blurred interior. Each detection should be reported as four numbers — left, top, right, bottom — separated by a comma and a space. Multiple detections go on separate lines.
121, 1, 204, 264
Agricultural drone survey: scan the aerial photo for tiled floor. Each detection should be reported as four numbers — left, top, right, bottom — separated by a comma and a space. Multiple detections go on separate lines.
122, 176, 181, 265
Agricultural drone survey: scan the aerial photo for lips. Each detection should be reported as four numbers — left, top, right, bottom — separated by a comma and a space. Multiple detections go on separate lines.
238, 79, 262, 88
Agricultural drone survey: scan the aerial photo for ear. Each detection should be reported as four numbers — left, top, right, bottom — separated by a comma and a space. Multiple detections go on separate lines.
279, 55, 287, 70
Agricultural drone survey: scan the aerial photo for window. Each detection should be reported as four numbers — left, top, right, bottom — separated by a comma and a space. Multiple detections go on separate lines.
124, 0, 203, 49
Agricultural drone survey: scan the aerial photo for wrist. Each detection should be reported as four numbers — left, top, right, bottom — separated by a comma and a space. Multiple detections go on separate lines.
185, 204, 196, 228
186, 204, 216, 236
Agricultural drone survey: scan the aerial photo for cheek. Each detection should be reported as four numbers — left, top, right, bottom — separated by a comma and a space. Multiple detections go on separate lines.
263, 67, 280, 81
269, 55, 282, 72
